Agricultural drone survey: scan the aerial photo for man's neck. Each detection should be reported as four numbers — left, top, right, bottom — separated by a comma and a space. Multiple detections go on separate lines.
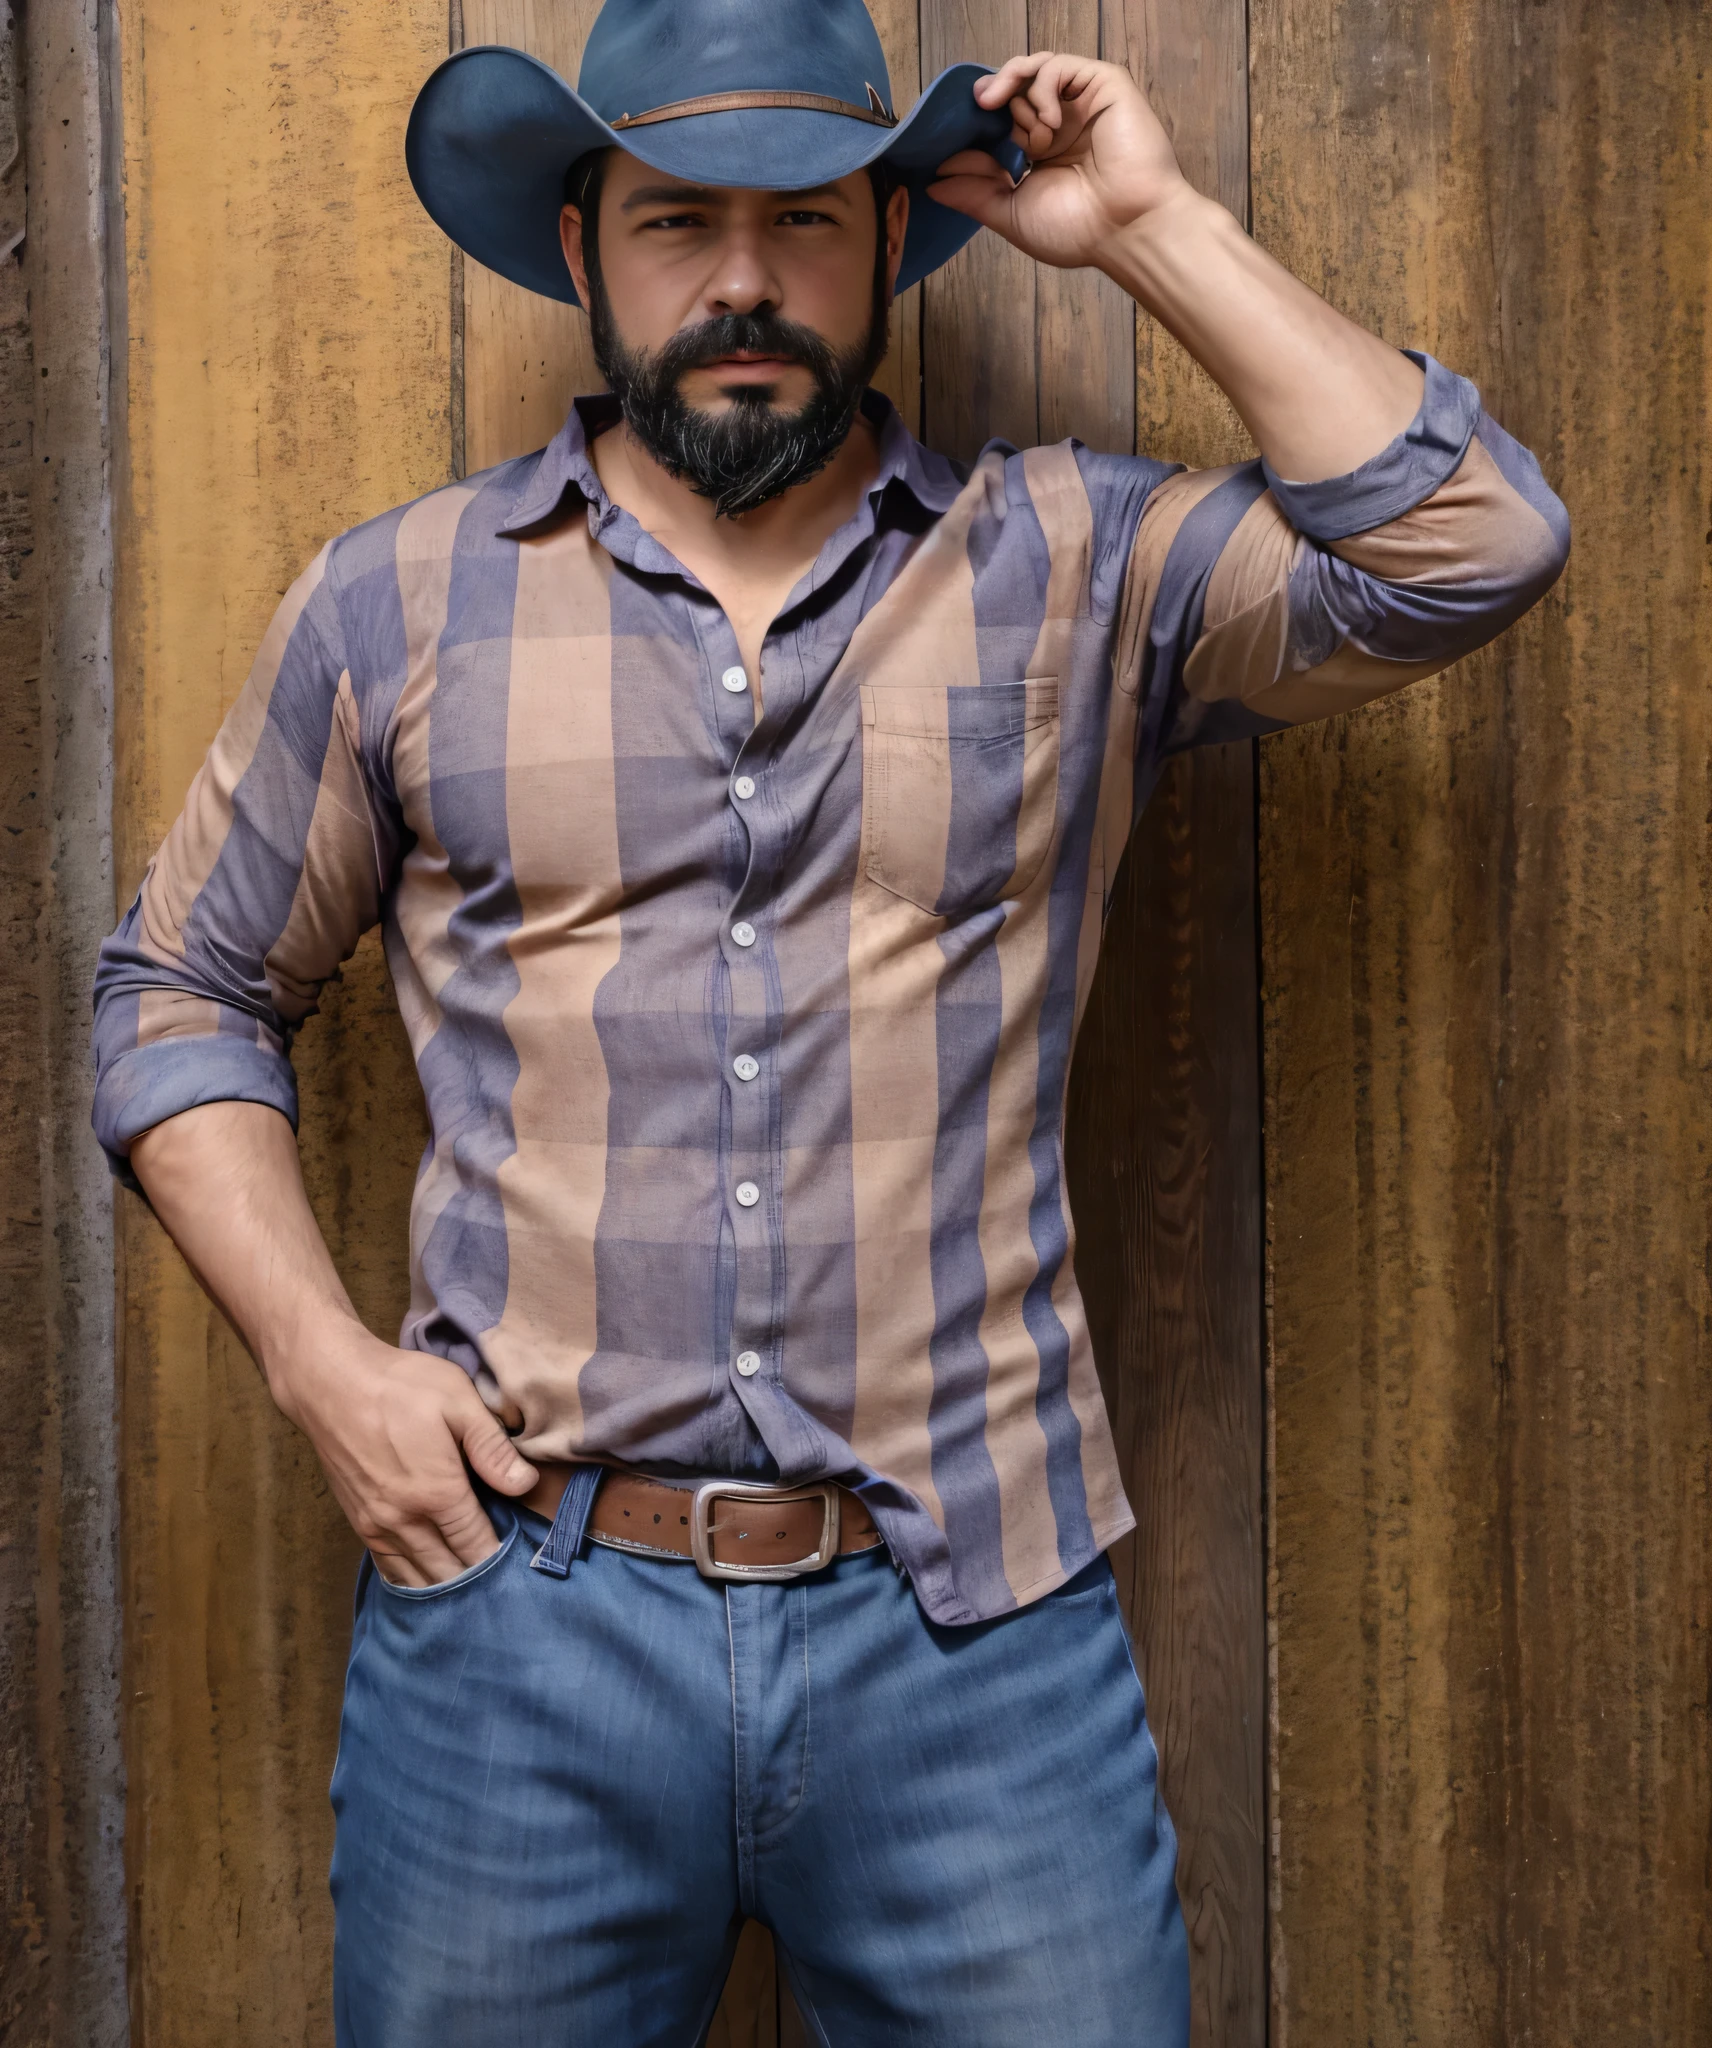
588, 411, 883, 701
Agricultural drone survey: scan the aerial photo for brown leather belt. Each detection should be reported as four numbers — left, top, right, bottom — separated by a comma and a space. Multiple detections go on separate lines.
523, 1464, 883, 1583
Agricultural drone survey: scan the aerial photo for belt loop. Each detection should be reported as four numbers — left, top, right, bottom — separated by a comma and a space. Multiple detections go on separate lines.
530, 1462, 603, 1578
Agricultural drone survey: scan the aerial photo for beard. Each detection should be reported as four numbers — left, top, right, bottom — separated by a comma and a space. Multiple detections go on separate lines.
585, 258, 891, 520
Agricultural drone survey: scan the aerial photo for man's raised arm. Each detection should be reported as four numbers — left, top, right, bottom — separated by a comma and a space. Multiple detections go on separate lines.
932, 52, 1569, 757
931, 51, 1429, 480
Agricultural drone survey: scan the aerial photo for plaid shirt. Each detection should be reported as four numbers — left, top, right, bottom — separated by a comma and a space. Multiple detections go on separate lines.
93, 360, 1567, 1623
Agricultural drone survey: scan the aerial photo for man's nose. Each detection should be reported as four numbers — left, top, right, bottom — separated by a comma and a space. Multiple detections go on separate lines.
704, 233, 783, 317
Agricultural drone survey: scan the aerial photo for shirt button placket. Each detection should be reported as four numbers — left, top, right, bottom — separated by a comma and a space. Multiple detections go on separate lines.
723, 650, 774, 1395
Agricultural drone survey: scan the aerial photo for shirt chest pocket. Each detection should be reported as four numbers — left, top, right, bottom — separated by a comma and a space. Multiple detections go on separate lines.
858, 679, 1061, 918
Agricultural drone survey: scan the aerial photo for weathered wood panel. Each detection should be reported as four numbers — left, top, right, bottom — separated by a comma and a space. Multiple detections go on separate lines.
0, 1, 126, 2040
112, 2, 447, 2040
1253, 0, 1712, 2039
1059, 4, 1265, 2045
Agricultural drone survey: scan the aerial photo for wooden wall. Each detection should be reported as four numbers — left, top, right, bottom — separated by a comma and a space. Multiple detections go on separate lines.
1254, 0, 1712, 2039
111, 2, 441, 2037
97, 0, 1710, 2044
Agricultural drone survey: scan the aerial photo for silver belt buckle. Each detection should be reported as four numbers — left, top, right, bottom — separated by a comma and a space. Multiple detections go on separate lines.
690, 1478, 842, 1583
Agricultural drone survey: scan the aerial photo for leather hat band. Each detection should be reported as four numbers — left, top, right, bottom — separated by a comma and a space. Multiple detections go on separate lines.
611, 85, 897, 131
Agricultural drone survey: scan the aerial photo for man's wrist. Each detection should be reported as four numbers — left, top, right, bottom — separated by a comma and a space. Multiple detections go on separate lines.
262, 1310, 376, 1427
1097, 184, 1244, 316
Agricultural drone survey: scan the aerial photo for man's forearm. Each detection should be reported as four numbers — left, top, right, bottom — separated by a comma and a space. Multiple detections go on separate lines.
129, 1099, 535, 1585
1100, 186, 1424, 484
129, 1099, 366, 1409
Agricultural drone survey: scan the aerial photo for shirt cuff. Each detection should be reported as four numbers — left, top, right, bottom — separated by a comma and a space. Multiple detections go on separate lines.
1260, 351, 1482, 543
93, 1034, 299, 1191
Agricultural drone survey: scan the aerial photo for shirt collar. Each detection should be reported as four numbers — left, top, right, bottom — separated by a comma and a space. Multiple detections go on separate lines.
495, 387, 966, 550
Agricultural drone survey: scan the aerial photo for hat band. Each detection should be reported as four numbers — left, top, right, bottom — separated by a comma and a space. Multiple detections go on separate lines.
610, 86, 897, 131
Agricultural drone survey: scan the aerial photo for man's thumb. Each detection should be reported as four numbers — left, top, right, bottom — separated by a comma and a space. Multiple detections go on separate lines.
457, 1404, 538, 1497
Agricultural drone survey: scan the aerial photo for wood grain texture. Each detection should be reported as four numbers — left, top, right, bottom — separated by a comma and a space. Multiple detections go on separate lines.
0, 1, 126, 2039
1253, 0, 1712, 2039
112, 1, 448, 2040
1060, 3, 1264, 2044
460, 0, 604, 472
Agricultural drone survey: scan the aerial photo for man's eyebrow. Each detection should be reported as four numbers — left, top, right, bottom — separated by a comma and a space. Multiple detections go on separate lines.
620, 184, 721, 212
618, 182, 850, 212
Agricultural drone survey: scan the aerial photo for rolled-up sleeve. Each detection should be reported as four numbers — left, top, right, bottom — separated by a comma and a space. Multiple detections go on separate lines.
1119, 351, 1571, 763
92, 542, 392, 1187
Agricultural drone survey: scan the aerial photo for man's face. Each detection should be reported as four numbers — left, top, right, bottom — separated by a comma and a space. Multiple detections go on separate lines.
559, 151, 909, 515
562, 153, 906, 411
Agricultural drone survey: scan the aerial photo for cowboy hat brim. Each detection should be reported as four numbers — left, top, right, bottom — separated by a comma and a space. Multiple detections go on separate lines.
405, 46, 1021, 306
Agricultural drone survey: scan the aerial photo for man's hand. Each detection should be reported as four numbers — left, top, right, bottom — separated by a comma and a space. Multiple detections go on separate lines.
930, 53, 1190, 272
929, 48, 1423, 484
272, 1330, 538, 1587
128, 1099, 538, 1591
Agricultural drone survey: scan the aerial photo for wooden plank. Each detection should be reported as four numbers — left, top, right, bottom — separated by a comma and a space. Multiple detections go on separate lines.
459, 0, 604, 473
920, 0, 1134, 459
1253, 0, 1712, 2038
1058, 3, 1264, 2045
111, 1, 450, 2040
919, 0, 1033, 458
862, 0, 923, 436
1030, 0, 1135, 452
706, 1921, 781, 2048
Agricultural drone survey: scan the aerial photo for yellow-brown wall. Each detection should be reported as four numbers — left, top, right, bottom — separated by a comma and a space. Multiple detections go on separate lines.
94, 0, 1712, 2043
113, 2, 442, 2034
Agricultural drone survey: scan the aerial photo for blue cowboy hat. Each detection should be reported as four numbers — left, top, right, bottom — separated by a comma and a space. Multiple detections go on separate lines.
406, 0, 1021, 306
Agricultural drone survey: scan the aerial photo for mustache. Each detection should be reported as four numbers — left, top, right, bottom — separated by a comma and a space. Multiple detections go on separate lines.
651, 310, 844, 389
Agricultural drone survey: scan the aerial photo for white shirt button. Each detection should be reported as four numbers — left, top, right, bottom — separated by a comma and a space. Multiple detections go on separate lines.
735, 1350, 761, 1377
732, 1054, 760, 1082
721, 665, 748, 694
733, 776, 756, 800
735, 1180, 760, 1208
731, 921, 756, 948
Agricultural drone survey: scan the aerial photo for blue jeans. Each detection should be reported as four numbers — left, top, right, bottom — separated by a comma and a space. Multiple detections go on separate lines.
330, 1502, 1189, 2046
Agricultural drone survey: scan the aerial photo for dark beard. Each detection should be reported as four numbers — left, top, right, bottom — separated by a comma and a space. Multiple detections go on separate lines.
585, 267, 890, 520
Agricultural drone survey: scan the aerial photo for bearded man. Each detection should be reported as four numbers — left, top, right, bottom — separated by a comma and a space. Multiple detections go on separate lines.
91, 0, 1568, 2040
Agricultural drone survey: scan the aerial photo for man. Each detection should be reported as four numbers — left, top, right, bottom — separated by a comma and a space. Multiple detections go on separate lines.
92, 0, 1567, 2038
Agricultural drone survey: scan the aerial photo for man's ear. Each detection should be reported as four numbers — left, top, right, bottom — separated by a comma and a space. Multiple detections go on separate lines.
885, 184, 909, 299
560, 204, 592, 306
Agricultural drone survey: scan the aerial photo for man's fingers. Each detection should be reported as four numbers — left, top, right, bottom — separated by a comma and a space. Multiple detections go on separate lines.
369, 1524, 469, 1588
434, 1485, 504, 1569
457, 1403, 539, 1498
926, 167, 1016, 231
974, 53, 1050, 108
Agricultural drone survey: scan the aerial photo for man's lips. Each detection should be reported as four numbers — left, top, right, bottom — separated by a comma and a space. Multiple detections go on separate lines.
691, 351, 804, 379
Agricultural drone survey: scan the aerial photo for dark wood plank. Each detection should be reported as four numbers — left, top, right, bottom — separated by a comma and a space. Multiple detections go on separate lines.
1066, 745, 1266, 2048
864, 0, 924, 436
1253, 0, 1712, 2037
1030, 0, 1136, 451
706, 1922, 781, 2048
919, 0, 1034, 458
1060, 4, 1265, 2045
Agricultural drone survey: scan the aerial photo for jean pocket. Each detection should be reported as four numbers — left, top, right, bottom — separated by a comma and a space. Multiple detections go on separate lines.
859, 679, 1060, 918
369, 1515, 520, 1602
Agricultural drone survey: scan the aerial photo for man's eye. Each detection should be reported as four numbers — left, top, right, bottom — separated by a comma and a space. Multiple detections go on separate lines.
642, 213, 706, 231
778, 210, 837, 226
